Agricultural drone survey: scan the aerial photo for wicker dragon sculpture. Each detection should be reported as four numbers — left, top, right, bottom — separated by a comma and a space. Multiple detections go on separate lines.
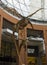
12, 8, 43, 65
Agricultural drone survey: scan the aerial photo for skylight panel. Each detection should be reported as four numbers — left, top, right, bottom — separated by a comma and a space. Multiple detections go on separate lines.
14, 2, 20, 9
1, 0, 7, 5
1, 0, 47, 21
7, 0, 13, 5
19, 0, 24, 4
20, 4, 28, 12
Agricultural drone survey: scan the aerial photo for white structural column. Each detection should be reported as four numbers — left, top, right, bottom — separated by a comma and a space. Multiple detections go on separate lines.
41, 0, 45, 20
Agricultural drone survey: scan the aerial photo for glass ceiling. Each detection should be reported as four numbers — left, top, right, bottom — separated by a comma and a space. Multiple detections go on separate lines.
1, 0, 47, 21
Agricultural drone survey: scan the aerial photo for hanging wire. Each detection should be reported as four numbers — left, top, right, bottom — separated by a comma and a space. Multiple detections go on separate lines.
18, 0, 25, 16
23, 0, 29, 12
